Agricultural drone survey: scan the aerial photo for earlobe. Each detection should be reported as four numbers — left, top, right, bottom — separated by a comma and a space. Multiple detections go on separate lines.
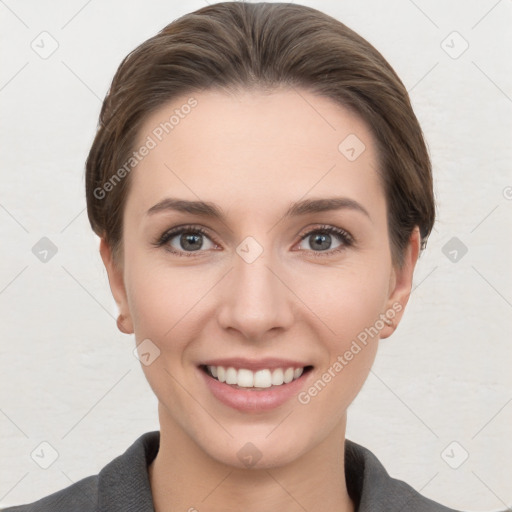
116, 313, 133, 334
99, 238, 134, 334
380, 227, 421, 339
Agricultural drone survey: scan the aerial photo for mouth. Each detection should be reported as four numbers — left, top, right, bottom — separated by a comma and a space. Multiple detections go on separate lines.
199, 364, 314, 390
197, 362, 314, 412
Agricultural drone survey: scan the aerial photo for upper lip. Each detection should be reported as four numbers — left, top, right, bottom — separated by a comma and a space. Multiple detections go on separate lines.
199, 358, 312, 372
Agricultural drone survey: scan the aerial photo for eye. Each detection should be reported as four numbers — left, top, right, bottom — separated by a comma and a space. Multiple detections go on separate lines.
154, 225, 218, 257
296, 225, 353, 257
153, 223, 354, 258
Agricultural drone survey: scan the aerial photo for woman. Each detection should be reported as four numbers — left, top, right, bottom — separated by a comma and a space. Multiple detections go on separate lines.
2, 2, 471, 511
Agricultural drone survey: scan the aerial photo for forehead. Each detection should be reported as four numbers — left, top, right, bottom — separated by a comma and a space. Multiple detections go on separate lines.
127, 87, 384, 218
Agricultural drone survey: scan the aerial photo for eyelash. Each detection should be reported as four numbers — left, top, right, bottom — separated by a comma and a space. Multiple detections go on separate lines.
152, 224, 354, 258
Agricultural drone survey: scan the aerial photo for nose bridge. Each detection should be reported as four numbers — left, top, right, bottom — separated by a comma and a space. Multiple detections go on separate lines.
217, 239, 294, 339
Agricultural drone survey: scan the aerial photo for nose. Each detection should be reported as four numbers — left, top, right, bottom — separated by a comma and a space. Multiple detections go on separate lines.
216, 246, 295, 342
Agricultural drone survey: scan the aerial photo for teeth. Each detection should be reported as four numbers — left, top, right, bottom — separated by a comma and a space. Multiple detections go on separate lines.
271, 368, 284, 385
253, 369, 272, 388
283, 367, 294, 383
238, 369, 254, 387
225, 367, 237, 385
205, 365, 306, 388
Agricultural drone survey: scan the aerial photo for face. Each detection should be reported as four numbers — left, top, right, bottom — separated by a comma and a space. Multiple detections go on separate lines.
101, 87, 420, 469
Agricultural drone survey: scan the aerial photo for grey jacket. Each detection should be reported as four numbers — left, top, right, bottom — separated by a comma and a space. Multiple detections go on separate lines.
1, 430, 465, 511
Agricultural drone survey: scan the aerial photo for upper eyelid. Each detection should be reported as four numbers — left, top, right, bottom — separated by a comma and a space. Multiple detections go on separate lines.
160, 225, 218, 244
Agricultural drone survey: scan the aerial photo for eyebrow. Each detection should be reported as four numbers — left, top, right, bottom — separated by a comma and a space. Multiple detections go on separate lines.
146, 196, 371, 221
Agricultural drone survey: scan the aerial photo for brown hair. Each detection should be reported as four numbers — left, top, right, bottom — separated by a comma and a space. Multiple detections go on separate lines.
85, 1, 435, 268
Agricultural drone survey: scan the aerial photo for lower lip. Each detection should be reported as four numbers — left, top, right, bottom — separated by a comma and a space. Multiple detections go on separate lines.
198, 366, 313, 413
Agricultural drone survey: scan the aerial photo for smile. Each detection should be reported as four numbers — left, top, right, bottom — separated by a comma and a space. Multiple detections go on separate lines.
198, 363, 314, 412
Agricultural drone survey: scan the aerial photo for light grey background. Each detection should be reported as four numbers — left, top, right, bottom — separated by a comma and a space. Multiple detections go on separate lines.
1, 0, 511, 510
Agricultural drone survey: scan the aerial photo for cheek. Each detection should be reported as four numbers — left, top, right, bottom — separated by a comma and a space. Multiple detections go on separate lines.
291, 260, 391, 341
295, 276, 385, 424
124, 259, 208, 406
125, 254, 219, 363
292, 262, 389, 400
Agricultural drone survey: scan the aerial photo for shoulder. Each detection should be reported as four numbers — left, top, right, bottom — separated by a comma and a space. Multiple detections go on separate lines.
345, 439, 464, 512
0, 475, 98, 512
1, 431, 159, 512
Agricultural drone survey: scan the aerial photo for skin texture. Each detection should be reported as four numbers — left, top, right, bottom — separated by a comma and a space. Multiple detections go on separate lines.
100, 87, 421, 512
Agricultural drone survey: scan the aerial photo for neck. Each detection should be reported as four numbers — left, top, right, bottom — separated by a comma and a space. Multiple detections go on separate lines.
149, 404, 355, 512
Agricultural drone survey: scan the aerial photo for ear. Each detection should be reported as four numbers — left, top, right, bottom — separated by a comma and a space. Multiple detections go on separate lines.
380, 226, 421, 339
99, 237, 133, 334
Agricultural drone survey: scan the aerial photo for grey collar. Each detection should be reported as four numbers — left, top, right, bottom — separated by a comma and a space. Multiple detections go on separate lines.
96, 430, 461, 512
